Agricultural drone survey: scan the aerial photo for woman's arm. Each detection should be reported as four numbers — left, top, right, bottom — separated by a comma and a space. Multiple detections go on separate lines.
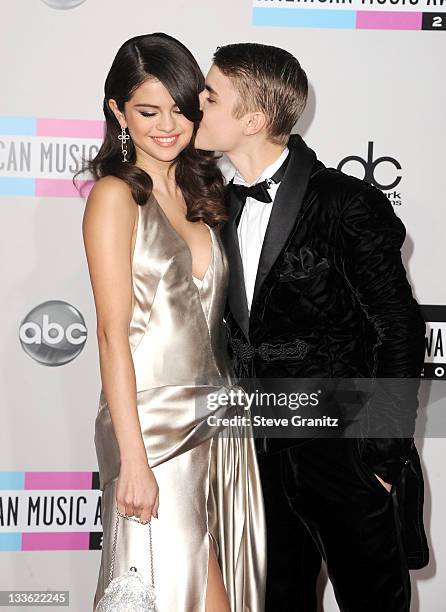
83, 176, 158, 521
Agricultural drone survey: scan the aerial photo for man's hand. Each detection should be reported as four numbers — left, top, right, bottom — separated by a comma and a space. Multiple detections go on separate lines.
374, 473, 392, 492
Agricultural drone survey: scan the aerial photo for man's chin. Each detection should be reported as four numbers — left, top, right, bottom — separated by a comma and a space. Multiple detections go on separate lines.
195, 131, 215, 152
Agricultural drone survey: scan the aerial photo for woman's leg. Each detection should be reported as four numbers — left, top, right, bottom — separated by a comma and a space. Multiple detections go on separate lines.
205, 534, 230, 612
94, 536, 229, 612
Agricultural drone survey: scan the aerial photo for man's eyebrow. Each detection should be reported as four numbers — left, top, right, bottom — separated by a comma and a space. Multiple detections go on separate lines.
205, 84, 218, 96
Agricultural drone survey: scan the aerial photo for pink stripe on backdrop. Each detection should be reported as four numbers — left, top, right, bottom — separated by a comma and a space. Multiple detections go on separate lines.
25, 472, 93, 490
356, 11, 422, 30
35, 179, 94, 198
36, 118, 104, 139
22, 532, 91, 551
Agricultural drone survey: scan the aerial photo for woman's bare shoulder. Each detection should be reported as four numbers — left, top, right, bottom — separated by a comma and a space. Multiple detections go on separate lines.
83, 176, 137, 227
87, 176, 135, 206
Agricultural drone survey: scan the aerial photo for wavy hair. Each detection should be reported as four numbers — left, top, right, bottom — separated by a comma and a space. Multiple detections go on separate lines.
74, 33, 226, 227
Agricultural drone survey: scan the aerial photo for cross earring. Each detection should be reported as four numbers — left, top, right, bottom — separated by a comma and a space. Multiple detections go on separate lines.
118, 126, 130, 162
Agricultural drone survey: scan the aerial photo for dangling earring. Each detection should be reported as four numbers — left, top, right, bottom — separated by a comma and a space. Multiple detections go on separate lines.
118, 126, 130, 163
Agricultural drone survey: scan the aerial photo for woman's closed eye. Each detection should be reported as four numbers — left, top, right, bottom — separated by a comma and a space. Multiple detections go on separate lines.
139, 109, 183, 118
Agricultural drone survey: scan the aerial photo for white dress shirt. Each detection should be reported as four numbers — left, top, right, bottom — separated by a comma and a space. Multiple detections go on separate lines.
234, 147, 289, 312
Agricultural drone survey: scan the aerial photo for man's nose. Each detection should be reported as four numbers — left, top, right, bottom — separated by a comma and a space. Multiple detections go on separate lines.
199, 90, 206, 111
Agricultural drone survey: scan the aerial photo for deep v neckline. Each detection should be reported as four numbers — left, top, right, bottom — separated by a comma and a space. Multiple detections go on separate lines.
152, 194, 214, 283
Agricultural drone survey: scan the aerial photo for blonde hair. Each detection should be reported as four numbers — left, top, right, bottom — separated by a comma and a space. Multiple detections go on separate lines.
213, 43, 308, 145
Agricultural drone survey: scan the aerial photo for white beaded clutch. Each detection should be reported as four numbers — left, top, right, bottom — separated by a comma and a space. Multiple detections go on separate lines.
95, 507, 158, 612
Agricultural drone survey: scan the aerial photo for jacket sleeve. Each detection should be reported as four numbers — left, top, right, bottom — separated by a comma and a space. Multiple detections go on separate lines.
337, 183, 426, 483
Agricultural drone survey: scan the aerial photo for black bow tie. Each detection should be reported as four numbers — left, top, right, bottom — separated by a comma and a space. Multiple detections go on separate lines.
229, 152, 290, 205
231, 181, 272, 204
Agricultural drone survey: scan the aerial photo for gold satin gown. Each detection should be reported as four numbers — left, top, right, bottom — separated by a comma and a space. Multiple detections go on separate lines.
93, 194, 266, 611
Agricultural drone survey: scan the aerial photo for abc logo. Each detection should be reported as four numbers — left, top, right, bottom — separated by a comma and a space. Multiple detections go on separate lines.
40, 0, 87, 9
338, 142, 402, 191
19, 300, 87, 366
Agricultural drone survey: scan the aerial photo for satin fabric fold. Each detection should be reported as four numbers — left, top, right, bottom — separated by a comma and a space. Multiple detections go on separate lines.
94, 194, 266, 611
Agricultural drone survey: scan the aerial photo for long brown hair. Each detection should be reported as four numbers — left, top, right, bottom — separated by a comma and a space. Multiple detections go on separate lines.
74, 33, 227, 227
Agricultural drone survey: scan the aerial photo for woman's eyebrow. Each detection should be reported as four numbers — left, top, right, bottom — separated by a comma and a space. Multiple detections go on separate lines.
133, 102, 179, 108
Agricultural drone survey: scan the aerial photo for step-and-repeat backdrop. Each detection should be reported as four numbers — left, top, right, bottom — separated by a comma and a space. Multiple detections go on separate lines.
1, 0, 444, 610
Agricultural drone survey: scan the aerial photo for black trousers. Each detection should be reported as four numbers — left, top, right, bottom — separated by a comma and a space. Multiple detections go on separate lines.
257, 438, 410, 612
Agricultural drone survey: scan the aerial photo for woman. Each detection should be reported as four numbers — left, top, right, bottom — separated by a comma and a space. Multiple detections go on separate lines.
80, 34, 266, 611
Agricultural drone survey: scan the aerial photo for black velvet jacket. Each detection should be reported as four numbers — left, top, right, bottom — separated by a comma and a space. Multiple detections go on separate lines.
221, 134, 429, 569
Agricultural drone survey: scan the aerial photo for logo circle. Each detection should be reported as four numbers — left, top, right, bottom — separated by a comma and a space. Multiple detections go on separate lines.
19, 300, 88, 366
41, 0, 87, 9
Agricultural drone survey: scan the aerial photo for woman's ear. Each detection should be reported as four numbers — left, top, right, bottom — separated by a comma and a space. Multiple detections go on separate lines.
108, 98, 127, 129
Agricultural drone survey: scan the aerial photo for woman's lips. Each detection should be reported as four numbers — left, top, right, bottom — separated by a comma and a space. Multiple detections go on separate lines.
151, 135, 180, 147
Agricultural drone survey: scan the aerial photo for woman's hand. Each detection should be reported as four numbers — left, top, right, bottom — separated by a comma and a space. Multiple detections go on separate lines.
116, 458, 159, 522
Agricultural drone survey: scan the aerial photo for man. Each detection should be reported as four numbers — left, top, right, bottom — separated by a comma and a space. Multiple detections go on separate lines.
195, 43, 429, 611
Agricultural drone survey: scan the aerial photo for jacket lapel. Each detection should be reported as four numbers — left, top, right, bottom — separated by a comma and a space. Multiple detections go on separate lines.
251, 134, 316, 308
221, 135, 317, 339
221, 188, 250, 339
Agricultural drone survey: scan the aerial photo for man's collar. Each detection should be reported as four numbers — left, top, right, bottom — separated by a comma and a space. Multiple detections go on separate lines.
232, 146, 290, 187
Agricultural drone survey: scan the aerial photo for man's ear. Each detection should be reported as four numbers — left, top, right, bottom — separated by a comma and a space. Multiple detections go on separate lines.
108, 98, 127, 129
243, 111, 267, 137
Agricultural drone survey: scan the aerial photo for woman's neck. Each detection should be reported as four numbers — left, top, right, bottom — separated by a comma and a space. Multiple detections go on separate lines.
135, 151, 177, 196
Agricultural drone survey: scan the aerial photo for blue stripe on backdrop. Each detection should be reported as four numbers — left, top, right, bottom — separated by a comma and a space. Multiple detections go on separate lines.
252, 7, 357, 29
0, 533, 22, 551
0, 178, 35, 196
0, 472, 25, 489
0, 116, 36, 136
